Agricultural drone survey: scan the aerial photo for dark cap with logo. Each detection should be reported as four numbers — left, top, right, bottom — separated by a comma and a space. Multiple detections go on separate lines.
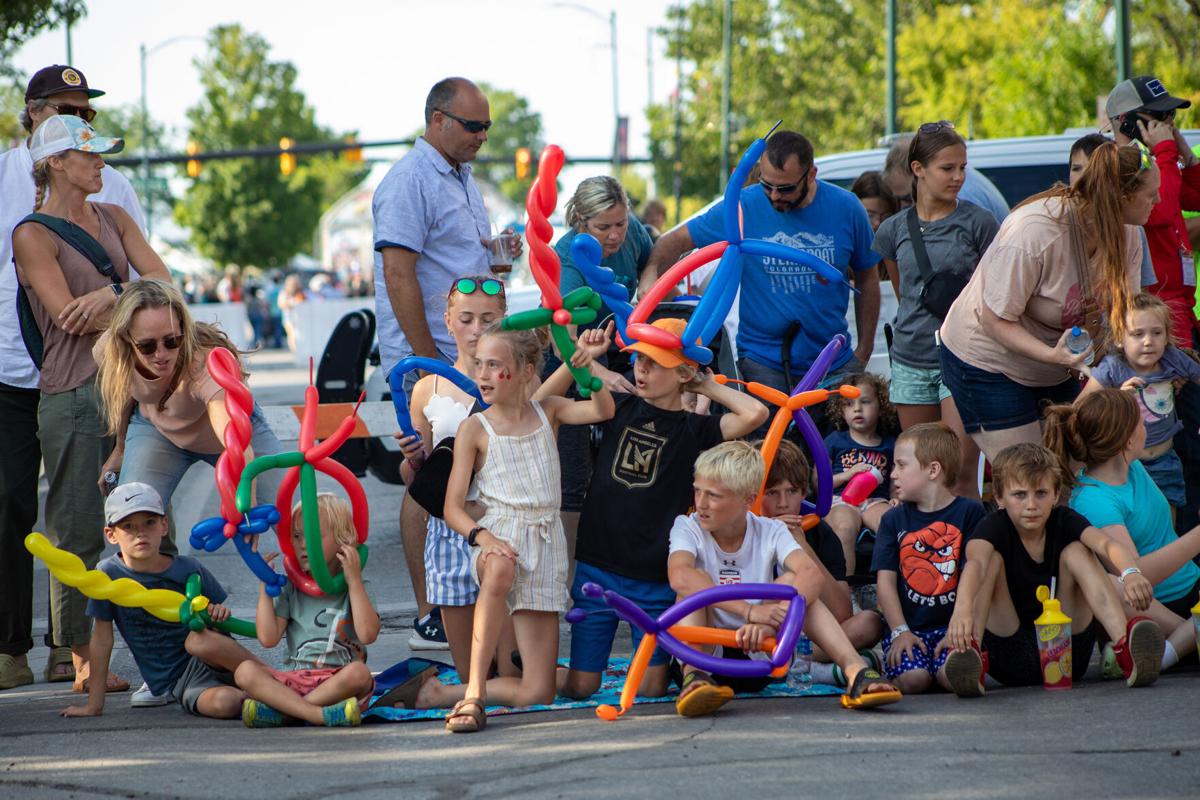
24, 65, 105, 102
1106, 75, 1191, 118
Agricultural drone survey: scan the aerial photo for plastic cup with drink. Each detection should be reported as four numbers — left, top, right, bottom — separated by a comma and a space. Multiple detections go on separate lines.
489, 229, 517, 276
1034, 582, 1072, 691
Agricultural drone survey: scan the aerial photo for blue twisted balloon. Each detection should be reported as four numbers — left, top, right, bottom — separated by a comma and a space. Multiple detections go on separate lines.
570, 233, 635, 343
387, 356, 486, 440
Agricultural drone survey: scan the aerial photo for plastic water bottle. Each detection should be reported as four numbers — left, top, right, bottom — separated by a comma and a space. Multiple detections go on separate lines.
787, 635, 813, 688
1065, 326, 1092, 356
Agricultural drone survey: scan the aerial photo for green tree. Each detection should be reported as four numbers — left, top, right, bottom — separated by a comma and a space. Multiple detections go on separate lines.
0, 1, 86, 80
1128, 0, 1200, 128
174, 25, 366, 269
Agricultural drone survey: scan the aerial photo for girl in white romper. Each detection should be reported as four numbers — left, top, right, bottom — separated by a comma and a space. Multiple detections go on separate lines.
423, 324, 615, 732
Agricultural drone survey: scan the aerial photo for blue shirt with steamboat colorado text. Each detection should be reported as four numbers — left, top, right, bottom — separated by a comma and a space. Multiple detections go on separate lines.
686, 181, 877, 373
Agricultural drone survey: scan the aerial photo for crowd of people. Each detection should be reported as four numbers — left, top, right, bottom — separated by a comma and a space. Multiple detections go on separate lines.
1, 66, 1198, 735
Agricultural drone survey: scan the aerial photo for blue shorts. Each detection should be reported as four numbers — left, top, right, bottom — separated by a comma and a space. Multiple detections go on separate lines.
882, 626, 951, 680
939, 345, 1080, 434
1141, 449, 1187, 507
568, 562, 675, 673
424, 517, 478, 606
888, 358, 952, 405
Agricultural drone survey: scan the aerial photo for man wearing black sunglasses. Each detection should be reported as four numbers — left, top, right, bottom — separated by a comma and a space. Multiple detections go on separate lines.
0, 64, 148, 694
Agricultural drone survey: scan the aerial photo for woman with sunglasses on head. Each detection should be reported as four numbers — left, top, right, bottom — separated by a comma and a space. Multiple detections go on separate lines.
872, 122, 998, 499
11, 115, 172, 694
938, 141, 1161, 463
94, 280, 284, 554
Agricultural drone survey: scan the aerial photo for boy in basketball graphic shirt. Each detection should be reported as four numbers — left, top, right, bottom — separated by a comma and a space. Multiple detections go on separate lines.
559, 319, 768, 700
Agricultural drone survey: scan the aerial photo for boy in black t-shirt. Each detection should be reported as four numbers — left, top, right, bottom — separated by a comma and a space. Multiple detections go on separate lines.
871, 424, 986, 696
759, 439, 883, 674
560, 318, 769, 700
948, 444, 1162, 690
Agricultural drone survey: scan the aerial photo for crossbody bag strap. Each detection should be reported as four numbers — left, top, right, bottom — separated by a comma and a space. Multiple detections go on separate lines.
15, 211, 121, 284
906, 206, 935, 283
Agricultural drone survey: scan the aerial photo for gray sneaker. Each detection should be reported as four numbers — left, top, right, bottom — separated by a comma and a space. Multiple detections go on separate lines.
130, 681, 172, 707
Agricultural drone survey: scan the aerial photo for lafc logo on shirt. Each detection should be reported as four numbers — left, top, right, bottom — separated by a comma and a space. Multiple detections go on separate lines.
612, 425, 667, 489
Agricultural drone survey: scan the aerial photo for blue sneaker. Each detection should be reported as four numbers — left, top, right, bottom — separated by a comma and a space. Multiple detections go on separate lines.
242, 699, 285, 728
408, 608, 450, 650
322, 697, 362, 727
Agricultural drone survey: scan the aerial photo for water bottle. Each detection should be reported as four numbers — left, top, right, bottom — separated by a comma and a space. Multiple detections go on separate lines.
787, 635, 813, 688
103, 471, 118, 493
1065, 326, 1092, 356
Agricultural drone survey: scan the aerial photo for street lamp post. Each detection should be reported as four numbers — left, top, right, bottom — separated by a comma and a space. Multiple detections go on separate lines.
139, 35, 203, 237
553, 3, 620, 175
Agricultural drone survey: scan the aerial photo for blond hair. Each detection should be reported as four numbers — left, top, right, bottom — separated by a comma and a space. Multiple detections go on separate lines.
1117, 291, 1175, 348
694, 441, 764, 499
32, 157, 52, 211
479, 323, 545, 377
991, 443, 1065, 498
292, 493, 358, 548
97, 279, 246, 436
896, 422, 961, 488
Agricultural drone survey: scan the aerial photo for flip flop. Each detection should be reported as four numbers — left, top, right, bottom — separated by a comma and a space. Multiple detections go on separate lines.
73, 666, 130, 694
43, 646, 75, 683
372, 665, 438, 709
445, 697, 487, 733
840, 666, 901, 710
675, 670, 735, 718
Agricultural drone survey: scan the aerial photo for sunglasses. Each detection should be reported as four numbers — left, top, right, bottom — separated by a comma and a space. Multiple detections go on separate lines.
918, 120, 955, 134
759, 167, 811, 196
454, 277, 504, 297
48, 103, 97, 123
1140, 108, 1176, 122
1129, 139, 1153, 172
133, 333, 184, 356
437, 108, 492, 134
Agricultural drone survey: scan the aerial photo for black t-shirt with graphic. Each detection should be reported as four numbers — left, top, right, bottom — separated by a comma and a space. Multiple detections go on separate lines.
575, 393, 726, 583
972, 506, 1091, 630
871, 496, 986, 631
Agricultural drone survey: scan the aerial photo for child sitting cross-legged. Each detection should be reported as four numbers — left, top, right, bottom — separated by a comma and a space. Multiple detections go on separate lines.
870, 423, 987, 696
236, 493, 380, 728
758, 438, 883, 679
668, 441, 901, 717
946, 443, 1163, 690
62, 483, 255, 720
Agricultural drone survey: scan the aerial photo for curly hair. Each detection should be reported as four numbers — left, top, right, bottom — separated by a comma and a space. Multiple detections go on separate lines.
826, 372, 899, 436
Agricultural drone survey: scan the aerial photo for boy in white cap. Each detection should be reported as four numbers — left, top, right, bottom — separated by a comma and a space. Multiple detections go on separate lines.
61, 483, 257, 720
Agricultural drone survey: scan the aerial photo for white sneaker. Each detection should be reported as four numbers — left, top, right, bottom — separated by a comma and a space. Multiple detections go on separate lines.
130, 681, 172, 707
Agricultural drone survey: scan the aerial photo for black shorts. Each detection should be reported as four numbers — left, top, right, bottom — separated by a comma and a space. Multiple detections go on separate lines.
982, 624, 1097, 687
1162, 575, 1200, 620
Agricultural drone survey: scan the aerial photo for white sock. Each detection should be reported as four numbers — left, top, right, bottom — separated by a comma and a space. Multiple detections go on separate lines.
1162, 641, 1180, 670
809, 661, 838, 685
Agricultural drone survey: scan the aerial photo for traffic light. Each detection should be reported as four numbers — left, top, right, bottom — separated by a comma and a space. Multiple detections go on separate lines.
515, 147, 531, 180
343, 135, 363, 163
279, 137, 296, 176
185, 140, 201, 178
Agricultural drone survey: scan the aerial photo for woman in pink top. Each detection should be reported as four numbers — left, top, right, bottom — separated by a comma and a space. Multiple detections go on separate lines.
937, 142, 1161, 461
95, 280, 284, 522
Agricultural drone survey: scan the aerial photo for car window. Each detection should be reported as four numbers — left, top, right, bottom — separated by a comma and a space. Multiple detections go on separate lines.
976, 165, 1068, 207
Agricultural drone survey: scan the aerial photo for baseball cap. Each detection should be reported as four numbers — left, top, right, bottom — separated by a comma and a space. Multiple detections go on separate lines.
1106, 75, 1192, 118
24, 64, 105, 102
622, 318, 698, 369
29, 114, 124, 163
105, 482, 166, 526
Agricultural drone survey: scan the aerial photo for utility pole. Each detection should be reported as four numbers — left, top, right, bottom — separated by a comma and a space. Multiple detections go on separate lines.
885, 0, 897, 137
1114, 0, 1131, 83
673, 3, 684, 225
719, 0, 732, 191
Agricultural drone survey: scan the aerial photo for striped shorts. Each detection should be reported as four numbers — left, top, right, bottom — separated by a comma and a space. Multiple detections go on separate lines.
424, 517, 478, 607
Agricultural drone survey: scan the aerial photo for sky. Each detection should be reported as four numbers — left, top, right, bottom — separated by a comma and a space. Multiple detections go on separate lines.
12, 0, 683, 174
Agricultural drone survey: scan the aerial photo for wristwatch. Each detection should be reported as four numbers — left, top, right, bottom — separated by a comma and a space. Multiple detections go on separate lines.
111, 283, 124, 296
467, 526, 485, 547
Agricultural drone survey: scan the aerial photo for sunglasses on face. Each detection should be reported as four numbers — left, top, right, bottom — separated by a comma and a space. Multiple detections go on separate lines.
759, 167, 810, 196
133, 333, 184, 356
454, 277, 504, 297
437, 108, 492, 134
918, 120, 955, 134
1140, 108, 1176, 122
48, 103, 97, 123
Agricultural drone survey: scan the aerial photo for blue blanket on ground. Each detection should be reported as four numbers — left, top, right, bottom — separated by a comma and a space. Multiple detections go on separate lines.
363, 656, 844, 723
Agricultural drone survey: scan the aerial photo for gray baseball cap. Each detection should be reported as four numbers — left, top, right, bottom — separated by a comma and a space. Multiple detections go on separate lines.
1106, 75, 1191, 118
105, 482, 166, 526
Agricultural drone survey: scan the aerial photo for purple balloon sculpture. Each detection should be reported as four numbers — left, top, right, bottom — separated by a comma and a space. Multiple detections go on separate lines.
790, 333, 848, 518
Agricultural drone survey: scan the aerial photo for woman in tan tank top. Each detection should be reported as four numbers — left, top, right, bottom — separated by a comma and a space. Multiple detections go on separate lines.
11, 115, 170, 693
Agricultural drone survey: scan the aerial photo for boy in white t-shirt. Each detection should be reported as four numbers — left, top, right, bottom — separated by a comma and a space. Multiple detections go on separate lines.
667, 442, 901, 717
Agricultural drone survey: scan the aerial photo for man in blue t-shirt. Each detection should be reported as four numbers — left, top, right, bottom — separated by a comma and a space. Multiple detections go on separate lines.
639, 131, 880, 430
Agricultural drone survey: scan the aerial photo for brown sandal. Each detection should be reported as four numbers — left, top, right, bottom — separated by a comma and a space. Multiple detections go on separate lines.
43, 646, 75, 683
445, 697, 487, 733
73, 664, 130, 694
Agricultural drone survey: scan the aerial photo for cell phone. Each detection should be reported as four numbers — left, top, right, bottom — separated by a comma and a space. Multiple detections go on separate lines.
1118, 113, 1143, 143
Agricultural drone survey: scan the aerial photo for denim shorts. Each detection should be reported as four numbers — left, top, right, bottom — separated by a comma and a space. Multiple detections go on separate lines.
568, 562, 676, 673
1141, 449, 1187, 507
939, 346, 1080, 434
888, 358, 952, 405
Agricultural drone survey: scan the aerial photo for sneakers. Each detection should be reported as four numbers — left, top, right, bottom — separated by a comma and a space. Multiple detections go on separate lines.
408, 608, 450, 650
1099, 643, 1124, 681
322, 697, 362, 727
1112, 616, 1164, 688
130, 681, 172, 707
0, 654, 33, 690
944, 645, 988, 698
242, 699, 286, 728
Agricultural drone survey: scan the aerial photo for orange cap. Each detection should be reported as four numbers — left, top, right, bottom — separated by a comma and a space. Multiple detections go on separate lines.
622, 318, 698, 369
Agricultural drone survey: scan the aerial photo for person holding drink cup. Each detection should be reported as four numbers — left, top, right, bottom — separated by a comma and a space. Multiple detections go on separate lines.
946, 443, 1162, 690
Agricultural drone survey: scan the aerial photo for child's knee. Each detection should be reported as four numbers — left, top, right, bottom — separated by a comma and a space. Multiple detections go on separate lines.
893, 669, 932, 694
234, 659, 266, 687
561, 669, 602, 699
341, 661, 373, 692
198, 686, 244, 719
184, 629, 217, 657
480, 556, 516, 592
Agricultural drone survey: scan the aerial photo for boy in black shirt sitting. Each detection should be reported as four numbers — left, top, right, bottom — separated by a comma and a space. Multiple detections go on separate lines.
560, 318, 768, 700
947, 443, 1162, 689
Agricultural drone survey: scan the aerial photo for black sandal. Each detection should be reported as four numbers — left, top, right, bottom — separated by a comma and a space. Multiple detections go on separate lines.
840, 667, 901, 710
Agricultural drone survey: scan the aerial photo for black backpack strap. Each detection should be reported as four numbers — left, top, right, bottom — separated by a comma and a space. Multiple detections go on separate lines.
14, 212, 120, 283
905, 206, 935, 284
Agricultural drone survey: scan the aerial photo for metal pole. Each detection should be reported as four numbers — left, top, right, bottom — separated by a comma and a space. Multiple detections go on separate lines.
886, 0, 896, 137
610, 10, 620, 175
719, 0, 731, 191
65, 18, 73, 63
1114, 0, 1131, 83
140, 43, 152, 238
673, 4, 683, 225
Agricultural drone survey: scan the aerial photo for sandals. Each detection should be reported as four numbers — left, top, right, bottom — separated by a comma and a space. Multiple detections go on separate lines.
840, 666, 902, 710
674, 670, 735, 718
72, 663, 130, 694
44, 646, 75, 683
0, 655, 34, 690
373, 665, 438, 709
445, 697, 487, 733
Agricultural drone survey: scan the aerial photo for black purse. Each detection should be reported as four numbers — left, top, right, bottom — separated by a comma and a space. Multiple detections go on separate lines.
907, 207, 968, 320
406, 436, 457, 518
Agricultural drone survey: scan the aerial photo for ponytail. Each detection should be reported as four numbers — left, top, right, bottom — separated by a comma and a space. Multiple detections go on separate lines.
31, 159, 50, 211
1042, 389, 1140, 487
